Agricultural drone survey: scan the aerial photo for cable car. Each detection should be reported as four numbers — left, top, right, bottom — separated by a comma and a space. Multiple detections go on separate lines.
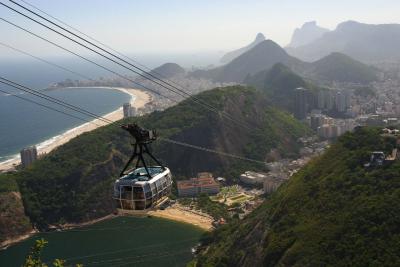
113, 124, 172, 211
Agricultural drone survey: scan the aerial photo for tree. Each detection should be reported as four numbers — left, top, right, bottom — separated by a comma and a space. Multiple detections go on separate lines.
22, 238, 82, 267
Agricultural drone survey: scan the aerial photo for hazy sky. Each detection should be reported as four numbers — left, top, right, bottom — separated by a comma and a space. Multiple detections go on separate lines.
1, 0, 399, 57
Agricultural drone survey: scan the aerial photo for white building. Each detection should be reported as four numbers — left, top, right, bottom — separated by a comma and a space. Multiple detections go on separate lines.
240, 171, 268, 185
20, 146, 38, 168
123, 103, 136, 118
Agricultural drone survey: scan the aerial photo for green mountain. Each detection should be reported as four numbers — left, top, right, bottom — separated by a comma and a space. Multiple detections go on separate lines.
0, 86, 309, 237
220, 33, 266, 64
244, 63, 321, 114
148, 62, 185, 78
192, 39, 378, 85
196, 127, 400, 266
309, 52, 379, 83
191, 40, 304, 83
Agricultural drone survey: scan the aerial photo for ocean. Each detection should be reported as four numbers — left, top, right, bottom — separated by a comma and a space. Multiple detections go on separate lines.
0, 52, 222, 164
0, 216, 204, 267
0, 86, 132, 163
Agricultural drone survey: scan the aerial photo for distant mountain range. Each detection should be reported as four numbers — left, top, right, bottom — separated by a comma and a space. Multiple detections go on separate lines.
196, 127, 400, 266
244, 63, 314, 114
287, 21, 329, 48
286, 20, 400, 63
220, 33, 266, 64
191, 39, 379, 84
192, 40, 303, 83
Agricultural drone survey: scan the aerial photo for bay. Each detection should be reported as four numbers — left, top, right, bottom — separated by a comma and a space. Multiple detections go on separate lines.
0, 216, 204, 267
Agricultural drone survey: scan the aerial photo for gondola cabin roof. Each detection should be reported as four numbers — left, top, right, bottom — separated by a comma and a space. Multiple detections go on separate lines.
116, 166, 170, 186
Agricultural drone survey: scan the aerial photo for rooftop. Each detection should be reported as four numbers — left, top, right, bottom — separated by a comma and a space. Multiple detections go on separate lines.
121, 166, 165, 182
177, 174, 219, 190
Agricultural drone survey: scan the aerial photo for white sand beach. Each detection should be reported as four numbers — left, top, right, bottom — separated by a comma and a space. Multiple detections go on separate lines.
0, 87, 151, 172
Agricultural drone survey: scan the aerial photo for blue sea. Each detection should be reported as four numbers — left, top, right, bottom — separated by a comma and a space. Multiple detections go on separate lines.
0, 86, 131, 163
0, 52, 222, 164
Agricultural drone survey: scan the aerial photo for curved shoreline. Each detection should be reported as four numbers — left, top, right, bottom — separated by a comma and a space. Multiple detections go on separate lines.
0, 87, 151, 172
1, 206, 212, 250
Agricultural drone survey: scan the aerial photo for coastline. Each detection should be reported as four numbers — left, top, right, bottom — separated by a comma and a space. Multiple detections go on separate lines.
0, 87, 151, 172
148, 204, 214, 231
1, 207, 212, 250
0, 214, 116, 250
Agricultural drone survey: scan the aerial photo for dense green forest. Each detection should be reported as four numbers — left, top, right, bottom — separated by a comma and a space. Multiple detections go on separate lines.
244, 63, 323, 113
195, 127, 400, 266
0, 86, 308, 231
310, 52, 379, 83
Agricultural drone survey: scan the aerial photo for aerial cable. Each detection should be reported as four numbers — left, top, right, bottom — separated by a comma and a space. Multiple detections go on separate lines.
9, 0, 234, 109
3, 1, 253, 130
81, 249, 188, 266
17, 0, 184, 89
159, 137, 266, 165
1, 2, 201, 103
60, 237, 200, 262
1, 77, 266, 165
0, 41, 93, 82
0, 41, 149, 104
110, 250, 189, 267
1, 15, 248, 132
0, 17, 181, 106
0, 88, 101, 126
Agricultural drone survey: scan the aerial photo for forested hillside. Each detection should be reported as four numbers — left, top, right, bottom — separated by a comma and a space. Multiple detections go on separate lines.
196, 127, 400, 266
0, 86, 309, 233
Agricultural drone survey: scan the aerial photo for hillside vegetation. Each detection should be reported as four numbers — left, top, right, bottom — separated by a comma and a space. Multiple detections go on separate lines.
245, 63, 323, 114
0, 86, 309, 230
0, 174, 32, 244
196, 127, 400, 266
310, 52, 378, 83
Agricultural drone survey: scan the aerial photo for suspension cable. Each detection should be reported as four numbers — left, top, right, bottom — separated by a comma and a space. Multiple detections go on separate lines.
1, 77, 266, 165
0, 17, 180, 105
0, 77, 113, 124
3, 1, 253, 130
159, 137, 266, 164
0, 88, 101, 126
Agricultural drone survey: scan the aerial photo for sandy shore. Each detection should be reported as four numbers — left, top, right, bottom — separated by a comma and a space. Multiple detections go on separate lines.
148, 204, 214, 231
0, 214, 117, 250
0, 87, 151, 172
1, 207, 212, 250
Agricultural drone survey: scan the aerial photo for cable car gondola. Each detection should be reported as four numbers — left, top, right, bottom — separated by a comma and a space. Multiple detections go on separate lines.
113, 123, 172, 211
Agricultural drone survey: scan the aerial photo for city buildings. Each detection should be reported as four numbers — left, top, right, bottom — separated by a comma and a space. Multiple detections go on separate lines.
177, 172, 220, 197
315, 117, 357, 139
294, 87, 310, 120
123, 103, 136, 118
20, 146, 38, 168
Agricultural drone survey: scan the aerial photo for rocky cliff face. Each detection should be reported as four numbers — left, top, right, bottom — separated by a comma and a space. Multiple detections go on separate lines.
287, 21, 329, 48
220, 33, 266, 64
286, 20, 400, 63
0, 191, 32, 245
